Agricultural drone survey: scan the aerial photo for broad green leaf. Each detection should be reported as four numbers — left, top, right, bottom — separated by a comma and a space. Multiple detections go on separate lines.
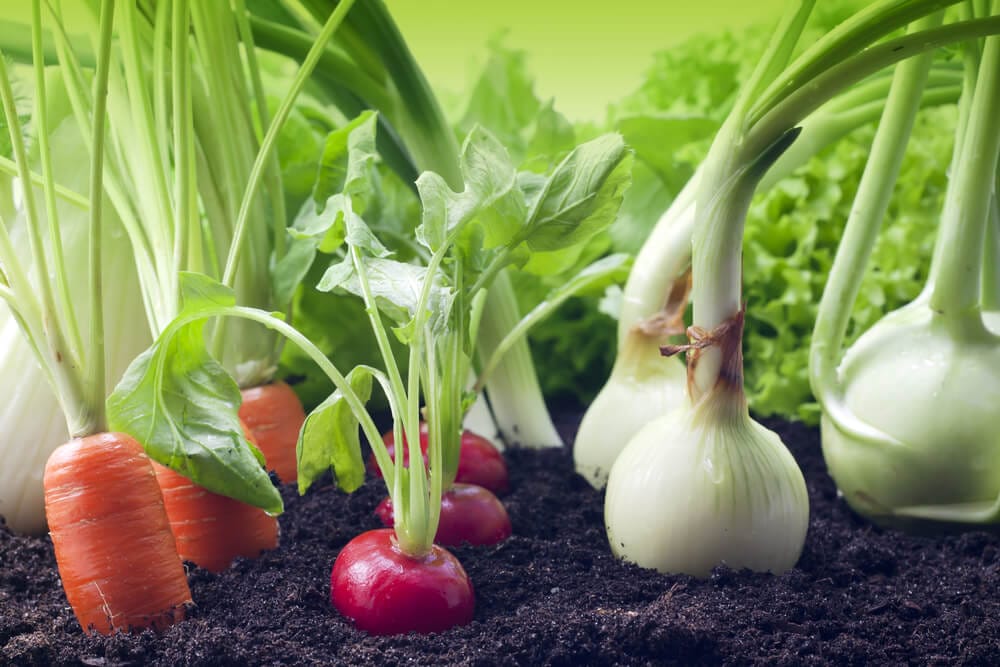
415, 126, 526, 252
273, 113, 378, 307
107, 275, 283, 514
317, 255, 454, 335
312, 110, 378, 213
297, 365, 373, 494
523, 133, 633, 252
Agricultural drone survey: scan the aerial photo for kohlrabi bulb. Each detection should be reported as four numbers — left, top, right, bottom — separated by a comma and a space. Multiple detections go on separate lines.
822, 303, 1000, 527
604, 386, 808, 577
574, 330, 686, 488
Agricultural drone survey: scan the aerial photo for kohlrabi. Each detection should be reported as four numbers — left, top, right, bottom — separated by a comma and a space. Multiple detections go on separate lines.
813, 3, 1000, 530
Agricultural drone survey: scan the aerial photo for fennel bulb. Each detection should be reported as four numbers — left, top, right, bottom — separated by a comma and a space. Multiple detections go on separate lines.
0, 113, 148, 534
605, 379, 808, 577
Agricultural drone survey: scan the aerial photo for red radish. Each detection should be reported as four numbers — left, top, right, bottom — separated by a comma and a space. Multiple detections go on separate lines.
375, 483, 512, 547
331, 528, 474, 635
372, 425, 509, 493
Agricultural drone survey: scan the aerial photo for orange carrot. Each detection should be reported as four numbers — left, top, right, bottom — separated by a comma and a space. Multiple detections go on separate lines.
239, 381, 305, 484
44, 433, 192, 635
153, 424, 279, 573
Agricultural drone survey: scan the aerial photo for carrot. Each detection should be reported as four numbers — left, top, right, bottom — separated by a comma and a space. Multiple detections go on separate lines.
153, 424, 279, 573
239, 381, 305, 484
44, 433, 192, 635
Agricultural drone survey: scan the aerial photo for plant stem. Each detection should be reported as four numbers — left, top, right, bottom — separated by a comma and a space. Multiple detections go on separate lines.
32, 0, 83, 365
929, 25, 1000, 319
746, 14, 1000, 163
83, 0, 115, 435
222, 0, 358, 288
810, 14, 941, 439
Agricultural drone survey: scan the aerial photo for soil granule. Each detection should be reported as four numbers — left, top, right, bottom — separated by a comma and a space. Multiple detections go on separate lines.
2, 416, 999, 665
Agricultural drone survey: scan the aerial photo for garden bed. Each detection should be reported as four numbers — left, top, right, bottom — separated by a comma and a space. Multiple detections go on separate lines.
1, 415, 998, 665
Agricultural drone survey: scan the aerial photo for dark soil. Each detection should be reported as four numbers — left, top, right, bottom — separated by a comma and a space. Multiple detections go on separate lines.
2, 416, 999, 666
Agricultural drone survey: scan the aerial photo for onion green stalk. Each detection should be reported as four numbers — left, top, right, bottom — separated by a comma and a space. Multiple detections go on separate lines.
813, 3, 1000, 529
604, 0, 1000, 576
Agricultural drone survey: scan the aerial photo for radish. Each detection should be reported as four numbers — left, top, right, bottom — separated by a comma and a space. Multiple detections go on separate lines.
375, 483, 512, 547
371, 424, 510, 494
331, 529, 474, 635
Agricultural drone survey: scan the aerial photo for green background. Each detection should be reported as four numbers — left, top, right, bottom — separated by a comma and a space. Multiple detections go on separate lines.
385, 0, 786, 121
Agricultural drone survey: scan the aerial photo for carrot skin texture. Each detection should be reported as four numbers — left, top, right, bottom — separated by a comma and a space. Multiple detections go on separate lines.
153, 421, 278, 573
331, 528, 475, 635
153, 463, 279, 573
239, 381, 305, 484
44, 433, 192, 635
375, 483, 512, 546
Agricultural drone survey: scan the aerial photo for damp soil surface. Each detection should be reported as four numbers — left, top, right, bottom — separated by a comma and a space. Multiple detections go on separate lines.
2, 415, 999, 666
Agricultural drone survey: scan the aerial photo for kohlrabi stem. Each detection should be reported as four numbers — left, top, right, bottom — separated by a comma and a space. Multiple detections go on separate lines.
924, 18, 984, 296
83, 0, 115, 435
929, 26, 1000, 319
222, 0, 357, 288
750, 0, 958, 126
982, 194, 1000, 310
810, 15, 941, 440
31, 0, 83, 364
746, 14, 1000, 163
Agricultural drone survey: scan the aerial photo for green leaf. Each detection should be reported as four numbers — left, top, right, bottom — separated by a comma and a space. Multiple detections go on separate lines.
317, 255, 454, 336
107, 274, 283, 514
523, 133, 633, 252
415, 126, 526, 252
272, 113, 379, 308
297, 365, 374, 494
312, 110, 379, 213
